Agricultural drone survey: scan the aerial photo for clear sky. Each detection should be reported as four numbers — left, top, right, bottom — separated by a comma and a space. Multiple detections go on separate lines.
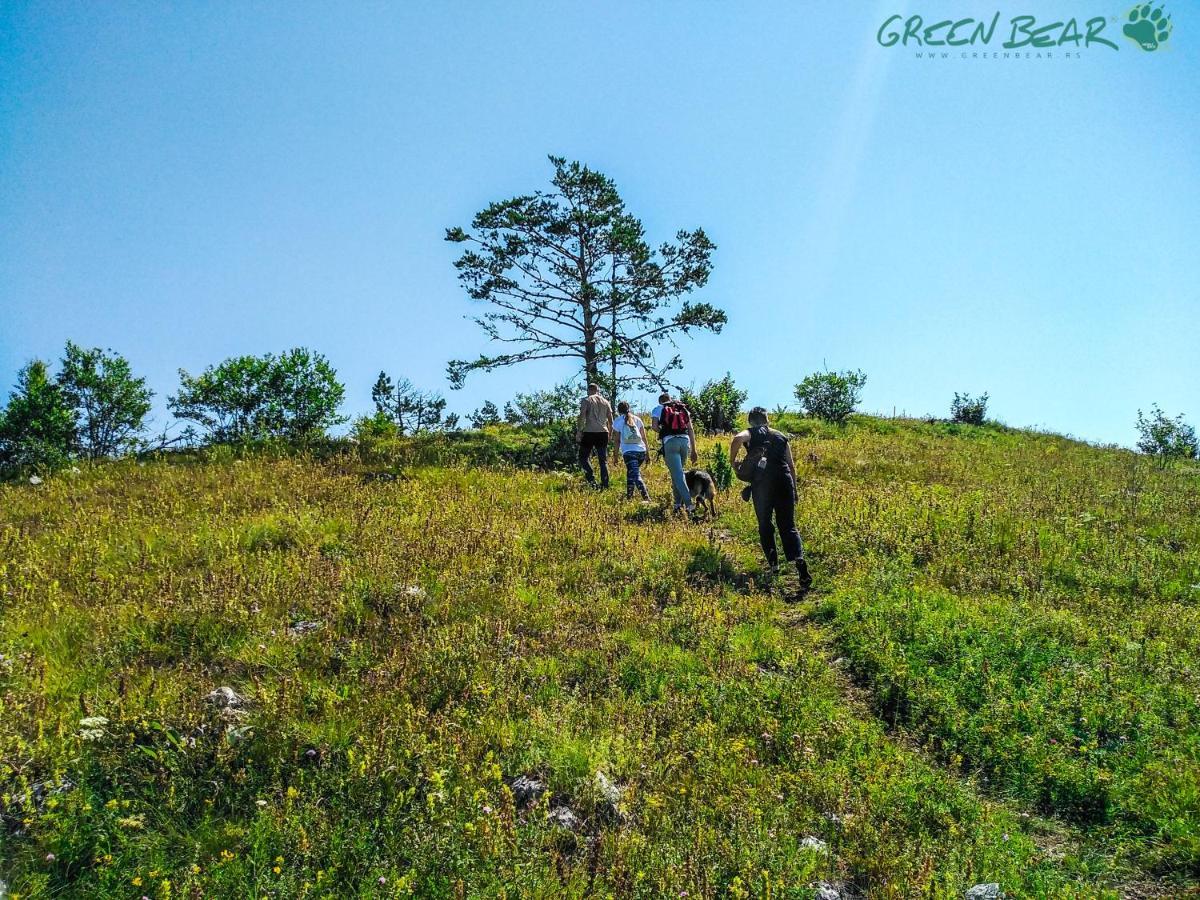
1, 1, 1196, 446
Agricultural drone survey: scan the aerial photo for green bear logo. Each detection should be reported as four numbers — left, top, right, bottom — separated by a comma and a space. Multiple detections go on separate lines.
1123, 3, 1173, 51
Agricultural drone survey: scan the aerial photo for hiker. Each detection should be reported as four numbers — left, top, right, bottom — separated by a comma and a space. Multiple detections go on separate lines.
730, 407, 813, 593
646, 391, 671, 465
576, 383, 614, 489
657, 394, 699, 515
613, 401, 651, 500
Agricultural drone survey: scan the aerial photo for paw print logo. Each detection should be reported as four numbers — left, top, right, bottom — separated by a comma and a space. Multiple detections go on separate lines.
1123, 3, 1173, 51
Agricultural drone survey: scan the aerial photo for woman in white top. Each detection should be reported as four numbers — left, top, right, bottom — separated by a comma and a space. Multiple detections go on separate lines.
614, 401, 651, 500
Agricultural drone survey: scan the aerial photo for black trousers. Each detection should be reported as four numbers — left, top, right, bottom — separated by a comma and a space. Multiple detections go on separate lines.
578, 431, 609, 486
752, 475, 803, 566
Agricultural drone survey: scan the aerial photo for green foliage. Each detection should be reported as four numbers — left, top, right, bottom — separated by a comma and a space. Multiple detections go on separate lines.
794, 369, 867, 424
709, 442, 733, 491
1136, 405, 1198, 462
502, 380, 578, 428
680, 373, 747, 433
168, 348, 346, 444
446, 155, 725, 391
951, 391, 989, 426
0, 449, 1100, 897
3, 418, 1199, 894
467, 400, 502, 428
0, 359, 76, 477
370, 371, 447, 433
57, 342, 153, 459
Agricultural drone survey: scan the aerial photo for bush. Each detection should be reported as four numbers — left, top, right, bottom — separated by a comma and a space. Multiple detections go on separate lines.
58, 342, 153, 459
794, 369, 866, 424
1136, 405, 1198, 462
371, 372, 448, 433
0, 360, 76, 477
169, 348, 346, 444
503, 381, 579, 427
468, 401, 502, 428
709, 443, 733, 491
680, 373, 747, 433
951, 392, 989, 426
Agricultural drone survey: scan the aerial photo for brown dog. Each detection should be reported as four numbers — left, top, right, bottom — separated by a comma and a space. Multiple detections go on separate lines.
685, 469, 717, 517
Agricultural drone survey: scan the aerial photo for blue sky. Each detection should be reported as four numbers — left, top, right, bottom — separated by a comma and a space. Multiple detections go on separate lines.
1, 1, 1196, 446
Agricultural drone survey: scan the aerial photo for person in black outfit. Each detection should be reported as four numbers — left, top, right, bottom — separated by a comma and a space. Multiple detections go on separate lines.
730, 407, 813, 595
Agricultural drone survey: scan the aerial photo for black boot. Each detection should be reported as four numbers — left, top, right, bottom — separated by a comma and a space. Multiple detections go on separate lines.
796, 558, 813, 593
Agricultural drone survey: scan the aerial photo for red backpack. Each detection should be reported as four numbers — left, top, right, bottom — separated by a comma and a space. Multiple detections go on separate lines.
659, 401, 692, 436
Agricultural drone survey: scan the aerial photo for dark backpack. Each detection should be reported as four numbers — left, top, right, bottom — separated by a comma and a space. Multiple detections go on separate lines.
659, 401, 691, 436
735, 426, 781, 483
734, 442, 767, 483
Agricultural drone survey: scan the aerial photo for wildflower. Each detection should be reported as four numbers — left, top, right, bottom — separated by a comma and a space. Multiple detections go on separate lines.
481, 805, 493, 815
45, 852, 56, 862
378, 876, 387, 885
132, 876, 143, 886
255, 799, 267, 807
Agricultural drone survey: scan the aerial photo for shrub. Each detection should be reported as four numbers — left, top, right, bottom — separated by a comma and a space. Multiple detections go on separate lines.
503, 381, 579, 428
58, 342, 153, 459
1136, 405, 1198, 462
467, 401, 502, 428
371, 372, 448, 433
709, 443, 733, 491
680, 373, 747, 433
951, 392, 989, 426
794, 369, 866, 424
0, 360, 76, 477
169, 348, 346, 444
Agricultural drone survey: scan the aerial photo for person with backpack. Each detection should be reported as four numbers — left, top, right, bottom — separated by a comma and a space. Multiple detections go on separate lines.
576, 383, 615, 489
614, 401, 651, 500
730, 406, 813, 594
657, 394, 699, 515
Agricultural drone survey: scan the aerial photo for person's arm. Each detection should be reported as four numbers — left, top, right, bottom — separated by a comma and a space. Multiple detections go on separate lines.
730, 431, 747, 466
784, 441, 798, 501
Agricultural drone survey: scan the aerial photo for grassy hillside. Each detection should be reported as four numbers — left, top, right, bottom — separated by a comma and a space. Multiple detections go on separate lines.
0, 420, 1197, 898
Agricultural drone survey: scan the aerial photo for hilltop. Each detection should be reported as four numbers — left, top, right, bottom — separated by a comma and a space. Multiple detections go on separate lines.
1, 418, 1197, 898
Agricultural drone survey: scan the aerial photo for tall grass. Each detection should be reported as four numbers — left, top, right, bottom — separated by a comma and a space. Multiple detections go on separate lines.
1, 420, 1196, 897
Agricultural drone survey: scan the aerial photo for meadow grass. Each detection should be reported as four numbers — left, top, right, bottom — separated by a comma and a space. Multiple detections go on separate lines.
0, 419, 1196, 897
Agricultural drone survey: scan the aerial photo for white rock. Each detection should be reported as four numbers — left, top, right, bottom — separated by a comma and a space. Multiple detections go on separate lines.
205, 686, 246, 709
28, 475, 42, 485
966, 885, 1003, 900
547, 805, 581, 830
814, 883, 843, 900
800, 835, 828, 853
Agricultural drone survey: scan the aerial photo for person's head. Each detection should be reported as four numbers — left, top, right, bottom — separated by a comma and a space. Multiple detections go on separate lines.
587, 383, 599, 396
617, 400, 633, 424
658, 392, 670, 405
748, 406, 769, 427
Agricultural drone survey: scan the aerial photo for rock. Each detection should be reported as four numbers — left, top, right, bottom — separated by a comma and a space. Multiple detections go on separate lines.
28, 475, 42, 485
205, 686, 246, 709
965, 885, 1003, 900
831, 657, 849, 668
507, 775, 546, 810
800, 835, 828, 853
403, 585, 427, 599
547, 805, 581, 831
814, 883, 843, 900
594, 771, 625, 822
287, 620, 322, 637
